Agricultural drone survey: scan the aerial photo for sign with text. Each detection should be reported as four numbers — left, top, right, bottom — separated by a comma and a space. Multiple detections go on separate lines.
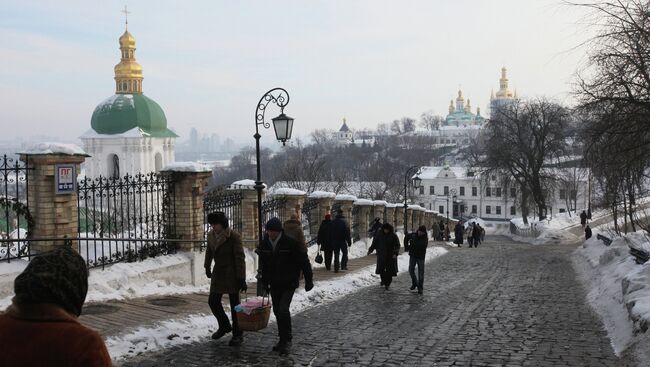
55, 164, 76, 194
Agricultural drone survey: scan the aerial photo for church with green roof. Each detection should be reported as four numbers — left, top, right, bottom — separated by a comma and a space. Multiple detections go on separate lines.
80, 23, 177, 179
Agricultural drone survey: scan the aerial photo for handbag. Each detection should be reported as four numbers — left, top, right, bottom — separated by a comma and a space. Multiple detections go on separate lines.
315, 244, 323, 264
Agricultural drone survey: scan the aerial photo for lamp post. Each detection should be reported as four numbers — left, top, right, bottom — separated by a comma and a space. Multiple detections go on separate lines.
403, 166, 422, 234
254, 88, 293, 296
446, 188, 457, 223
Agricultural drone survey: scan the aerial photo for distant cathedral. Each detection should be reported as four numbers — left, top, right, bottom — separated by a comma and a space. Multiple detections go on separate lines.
444, 90, 485, 127
333, 118, 354, 145
80, 18, 177, 179
489, 66, 518, 114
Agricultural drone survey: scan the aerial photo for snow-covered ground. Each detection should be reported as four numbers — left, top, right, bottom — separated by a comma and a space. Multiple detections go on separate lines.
508, 214, 581, 245
573, 229, 650, 357
105, 244, 449, 362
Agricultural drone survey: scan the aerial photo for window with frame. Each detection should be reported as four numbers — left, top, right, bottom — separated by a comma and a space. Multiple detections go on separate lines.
510, 206, 516, 215
472, 205, 477, 214
459, 186, 465, 196
486, 205, 492, 214
439, 206, 444, 214
419, 186, 424, 195
444, 186, 449, 195
496, 206, 502, 215
429, 186, 435, 195
472, 187, 477, 196
486, 187, 491, 197
559, 190, 567, 200
496, 188, 502, 197
510, 187, 516, 198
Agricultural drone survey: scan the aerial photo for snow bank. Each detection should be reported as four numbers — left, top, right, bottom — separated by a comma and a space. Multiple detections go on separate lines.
308, 191, 336, 199
105, 245, 448, 361
573, 231, 650, 355
508, 217, 580, 245
19, 142, 86, 156
161, 162, 211, 173
273, 188, 306, 196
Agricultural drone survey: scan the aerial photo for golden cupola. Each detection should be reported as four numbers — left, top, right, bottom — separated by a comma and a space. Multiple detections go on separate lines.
114, 27, 143, 94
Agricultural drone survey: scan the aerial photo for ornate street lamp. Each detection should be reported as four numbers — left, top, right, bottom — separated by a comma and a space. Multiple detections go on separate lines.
403, 166, 422, 234
254, 88, 292, 295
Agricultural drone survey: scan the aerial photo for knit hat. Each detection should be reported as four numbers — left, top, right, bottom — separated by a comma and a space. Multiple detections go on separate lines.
14, 246, 89, 316
207, 212, 229, 228
265, 217, 283, 232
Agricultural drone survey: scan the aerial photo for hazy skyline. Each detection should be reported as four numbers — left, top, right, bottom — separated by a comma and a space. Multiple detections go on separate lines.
0, 1, 592, 144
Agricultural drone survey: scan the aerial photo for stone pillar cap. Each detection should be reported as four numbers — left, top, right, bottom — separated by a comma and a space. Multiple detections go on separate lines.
334, 194, 358, 201
354, 199, 374, 206
19, 142, 89, 157
161, 162, 211, 173
272, 188, 307, 197
308, 191, 336, 199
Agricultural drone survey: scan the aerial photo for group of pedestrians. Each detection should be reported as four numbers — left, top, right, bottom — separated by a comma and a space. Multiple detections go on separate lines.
316, 210, 352, 272
432, 219, 485, 248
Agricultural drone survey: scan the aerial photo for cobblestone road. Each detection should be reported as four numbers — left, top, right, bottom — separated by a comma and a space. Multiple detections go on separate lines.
122, 237, 628, 367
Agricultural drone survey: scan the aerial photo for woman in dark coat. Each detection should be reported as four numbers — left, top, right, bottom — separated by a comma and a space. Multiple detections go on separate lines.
317, 214, 334, 270
367, 223, 401, 290
454, 221, 464, 246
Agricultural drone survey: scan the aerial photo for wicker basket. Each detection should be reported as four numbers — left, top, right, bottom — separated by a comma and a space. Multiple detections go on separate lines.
236, 299, 272, 332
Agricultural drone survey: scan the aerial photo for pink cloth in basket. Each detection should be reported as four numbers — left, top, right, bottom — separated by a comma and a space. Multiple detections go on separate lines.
237, 297, 268, 315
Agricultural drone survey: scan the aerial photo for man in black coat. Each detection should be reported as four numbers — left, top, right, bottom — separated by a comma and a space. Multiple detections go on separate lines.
585, 225, 592, 240
368, 217, 382, 239
454, 221, 464, 246
405, 225, 428, 294
259, 218, 314, 356
317, 214, 334, 271
580, 210, 588, 228
367, 223, 401, 290
331, 210, 352, 272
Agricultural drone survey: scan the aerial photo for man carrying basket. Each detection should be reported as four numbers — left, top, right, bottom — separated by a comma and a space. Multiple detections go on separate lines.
205, 212, 247, 347
259, 217, 314, 356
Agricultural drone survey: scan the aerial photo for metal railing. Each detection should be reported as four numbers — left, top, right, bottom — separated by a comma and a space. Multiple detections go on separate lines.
0, 155, 32, 263
203, 187, 244, 249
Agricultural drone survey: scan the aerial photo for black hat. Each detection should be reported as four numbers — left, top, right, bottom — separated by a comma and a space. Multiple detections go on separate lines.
418, 225, 427, 233
207, 212, 229, 228
265, 217, 283, 232
381, 223, 394, 232
14, 246, 89, 316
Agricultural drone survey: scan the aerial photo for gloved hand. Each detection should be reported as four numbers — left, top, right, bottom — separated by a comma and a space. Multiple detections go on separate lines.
305, 279, 314, 292
239, 279, 247, 292
205, 268, 212, 279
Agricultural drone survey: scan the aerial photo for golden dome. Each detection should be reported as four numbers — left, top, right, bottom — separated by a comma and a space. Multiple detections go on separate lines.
119, 30, 136, 48
456, 90, 464, 101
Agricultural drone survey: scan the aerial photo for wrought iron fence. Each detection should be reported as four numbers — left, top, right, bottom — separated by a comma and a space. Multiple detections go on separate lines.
77, 172, 177, 269
301, 198, 319, 247
262, 197, 287, 226
0, 155, 32, 263
202, 187, 244, 249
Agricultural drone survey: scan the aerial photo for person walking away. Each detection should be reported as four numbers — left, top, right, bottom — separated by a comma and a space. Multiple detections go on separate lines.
454, 221, 464, 247
317, 214, 335, 270
259, 218, 314, 356
0, 246, 111, 367
367, 223, 401, 290
473, 223, 482, 247
283, 213, 307, 251
405, 225, 428, 294
368, 217, 382, 239
585, 225, 592, 240
204, 212, 247, 346
580, 210, 588, 228
466, 223, 475, 248
332, 210, 352, 272
439, 220, 445, 241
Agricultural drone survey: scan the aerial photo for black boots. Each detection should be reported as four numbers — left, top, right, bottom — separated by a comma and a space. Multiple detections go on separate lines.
211, 325, 232, 340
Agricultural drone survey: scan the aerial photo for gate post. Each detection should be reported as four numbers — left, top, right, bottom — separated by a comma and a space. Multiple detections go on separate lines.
354, 199, 373, 240
20, 150, 87, 253
333, 195, 356, 235
160, 166, 212, 251
239, 185, 262, 250
383, 204, 396, 226
308, 191, 336, 236
273, 188, 307, 223
371, 200, 387, 224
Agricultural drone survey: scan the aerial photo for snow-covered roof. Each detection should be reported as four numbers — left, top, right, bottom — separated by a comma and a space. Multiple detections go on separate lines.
354, 199, 374, 206
19, 142, 87, 156
161, 162, 211, 173
273, 188, 307, 196
79, 127, 151, 139
416, 166, 472, 180
308, 191, 336, 199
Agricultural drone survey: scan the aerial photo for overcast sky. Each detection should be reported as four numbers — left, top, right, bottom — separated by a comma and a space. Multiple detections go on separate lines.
0, 0, 592, 144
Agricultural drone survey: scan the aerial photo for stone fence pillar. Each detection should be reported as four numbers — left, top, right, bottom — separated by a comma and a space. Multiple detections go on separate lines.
238, 186, 262, 250
372, 200, 387, 223
395, 205, 405, 231
272, 188, 307, 223
161, 167, 212, 251
383, 205, 395, 226
334, 195, 356, 234
405, 207, 414, 233
354, 199, 373, 239
308, 191, 336, 235
20, 152, 88, 253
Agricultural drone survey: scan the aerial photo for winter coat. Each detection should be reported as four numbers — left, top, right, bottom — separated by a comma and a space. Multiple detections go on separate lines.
580, 212, 587, 225
473, 226, 482, 241
332, 215, 352, 249
259, 232, 313, 290
317, 219, 334, 251
204, 228, 246, 294
0, 303, 111, 367
368, 229, 400, 276
283, 218, 307, 251
454, 223, 464, 244
585, 227, 592, 240
405, 232, 428, 260
368, 220, 382, 238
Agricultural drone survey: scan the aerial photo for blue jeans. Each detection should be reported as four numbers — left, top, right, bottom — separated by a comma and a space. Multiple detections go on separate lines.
409, 257, 425, 291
